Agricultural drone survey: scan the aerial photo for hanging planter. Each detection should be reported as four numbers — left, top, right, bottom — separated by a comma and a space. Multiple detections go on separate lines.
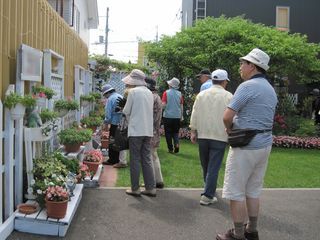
4, 93, 36, 120
10, 103, 26, 120
36, 97, 47, 108
56, 108, 69, 118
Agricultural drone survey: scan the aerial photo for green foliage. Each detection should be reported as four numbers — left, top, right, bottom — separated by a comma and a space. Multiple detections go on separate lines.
32, 153, 69, 206
89, 54, 151, 81
58, 128, 92, 145
54, 99, 79, 111
300, 96, 314, 118
90, 92, 102, 101
293, 118, 317, 137
4, 93, 36, 109
273, 94, 299, 135
146, 16, 320, 85
80, 94, 95, 103
32, 85, 56, 100
80, 116, 103, 127
39, 109, 58, 123
54, 152, 80, 175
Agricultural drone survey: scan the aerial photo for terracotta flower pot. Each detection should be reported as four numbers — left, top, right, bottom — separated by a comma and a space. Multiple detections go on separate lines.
101, 139, 109, 149
89, 125, 98, 133
45, 198, 68, 219
64, 143, 82, 153
83, 161, 100, 174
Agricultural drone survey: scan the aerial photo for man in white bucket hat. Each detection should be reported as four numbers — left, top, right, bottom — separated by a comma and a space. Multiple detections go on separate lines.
122, 69, 156, 197
162, 77, 184, 153
217, 49, 278, 240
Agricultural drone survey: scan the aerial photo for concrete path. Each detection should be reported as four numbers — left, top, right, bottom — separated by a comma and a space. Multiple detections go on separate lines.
8, 188, 320, 240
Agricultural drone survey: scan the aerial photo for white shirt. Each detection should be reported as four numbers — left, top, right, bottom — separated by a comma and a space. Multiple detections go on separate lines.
123, 86, 154, 137
189, 85, 233, 142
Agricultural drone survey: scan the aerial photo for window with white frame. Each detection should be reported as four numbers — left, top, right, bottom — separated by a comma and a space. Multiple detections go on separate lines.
74, 5, 80, 34
276, 6, 290, 31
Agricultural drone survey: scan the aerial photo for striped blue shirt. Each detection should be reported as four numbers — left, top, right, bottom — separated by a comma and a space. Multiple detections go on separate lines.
228, 74, 278, 149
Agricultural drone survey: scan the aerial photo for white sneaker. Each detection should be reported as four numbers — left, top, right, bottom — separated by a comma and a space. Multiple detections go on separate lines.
200, 195, 217, 205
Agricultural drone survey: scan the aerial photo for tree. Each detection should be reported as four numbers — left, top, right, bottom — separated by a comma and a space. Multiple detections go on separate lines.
146, 16, 320, 90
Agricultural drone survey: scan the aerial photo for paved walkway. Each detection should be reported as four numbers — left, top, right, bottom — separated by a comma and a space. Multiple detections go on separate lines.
8, 188, 320, 240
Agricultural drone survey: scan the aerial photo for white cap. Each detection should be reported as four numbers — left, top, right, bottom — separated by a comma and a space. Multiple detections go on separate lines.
240, 48, 270, 71
211, 69, 230, 81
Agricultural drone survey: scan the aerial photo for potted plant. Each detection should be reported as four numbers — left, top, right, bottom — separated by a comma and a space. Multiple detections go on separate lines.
80, 116, 103, 132
58, 128, 92, 152
45, 185, 69, 219
54, 99, 79, 117
4, 93, 36, 120
30, 153, 69, 206
80, 94, 95, 106
100, 131, 109, 149
90, 92, 102, 103
83, 149, 103, 174
39, 109, 58, 123
32, 85, 56, 100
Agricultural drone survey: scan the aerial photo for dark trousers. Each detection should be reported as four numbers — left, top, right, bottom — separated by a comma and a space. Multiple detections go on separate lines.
108, 124, 120, 164
198, 139, 227, 199
163, 117, 180, 151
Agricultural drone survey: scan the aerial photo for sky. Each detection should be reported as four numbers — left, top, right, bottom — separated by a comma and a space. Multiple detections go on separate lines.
89, 0, 182, 63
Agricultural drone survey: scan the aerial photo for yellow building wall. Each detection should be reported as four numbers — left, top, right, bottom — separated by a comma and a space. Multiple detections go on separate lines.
0, 0, 88, 99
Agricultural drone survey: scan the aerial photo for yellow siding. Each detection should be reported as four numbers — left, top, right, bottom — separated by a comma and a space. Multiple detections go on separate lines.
0, 0, 88, 98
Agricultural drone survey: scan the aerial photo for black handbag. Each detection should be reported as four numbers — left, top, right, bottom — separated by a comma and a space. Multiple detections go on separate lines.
110, 116, 129, 151
228, 129, 271, 148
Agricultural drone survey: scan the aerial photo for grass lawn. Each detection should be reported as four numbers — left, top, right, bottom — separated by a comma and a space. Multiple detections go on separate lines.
116, 138, 320, 188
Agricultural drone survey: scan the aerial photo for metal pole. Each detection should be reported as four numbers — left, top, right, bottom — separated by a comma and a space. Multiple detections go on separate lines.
105, 7, 109, 56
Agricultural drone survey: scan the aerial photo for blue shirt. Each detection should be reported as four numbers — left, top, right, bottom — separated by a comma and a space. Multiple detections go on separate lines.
105, 92, 122, 125
228, 74, 278, 149
162, 89, 182, 119
200, 79, 213, 92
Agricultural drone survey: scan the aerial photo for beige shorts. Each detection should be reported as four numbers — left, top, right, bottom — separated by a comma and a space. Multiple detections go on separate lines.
222, 146, 272, 201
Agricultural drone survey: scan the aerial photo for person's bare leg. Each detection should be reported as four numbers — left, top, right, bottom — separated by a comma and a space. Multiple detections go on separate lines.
246, 197, 259, 232
230, 200, 247, 238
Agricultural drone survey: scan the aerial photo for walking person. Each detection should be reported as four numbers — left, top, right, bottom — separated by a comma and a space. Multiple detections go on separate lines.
122, 69, 156, 197
102, 84, 123, 166
162, 77, 184, 153
217, 48, 278, 240
196, 69, 213, 92
145, 77, 164, 189
190, 69, 233, 205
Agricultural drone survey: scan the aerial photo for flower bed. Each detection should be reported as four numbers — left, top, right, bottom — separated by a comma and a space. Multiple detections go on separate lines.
273, 136, 320, 149
160, 126, 320, 149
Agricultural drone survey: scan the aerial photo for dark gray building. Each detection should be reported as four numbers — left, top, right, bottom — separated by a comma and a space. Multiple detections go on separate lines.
182, 0, 320, 43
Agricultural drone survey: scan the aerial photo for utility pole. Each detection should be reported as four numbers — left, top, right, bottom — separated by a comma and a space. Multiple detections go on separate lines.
105, 7, 109, 56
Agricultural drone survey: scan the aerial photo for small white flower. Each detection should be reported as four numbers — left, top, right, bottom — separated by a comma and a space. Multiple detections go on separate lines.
37, 189, 42, 194
30, 179, 36, 185
52, 174, 57, 178
27, 187, 33, 194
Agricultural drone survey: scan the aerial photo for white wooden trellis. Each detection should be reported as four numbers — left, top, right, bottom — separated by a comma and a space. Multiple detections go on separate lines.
75, 65, 85, 123
83, 70, 94, 117
43, 49, 65, 149
43, 49, 65, 110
